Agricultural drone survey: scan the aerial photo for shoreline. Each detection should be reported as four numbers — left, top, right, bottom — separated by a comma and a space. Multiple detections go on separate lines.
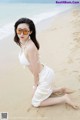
0, 4, 74, 41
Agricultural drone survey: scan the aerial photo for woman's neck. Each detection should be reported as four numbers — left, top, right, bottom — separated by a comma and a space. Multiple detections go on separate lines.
20, 38, 30, 50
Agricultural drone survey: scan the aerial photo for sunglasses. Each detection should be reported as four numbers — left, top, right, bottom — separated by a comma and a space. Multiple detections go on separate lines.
16, 28, 30, 35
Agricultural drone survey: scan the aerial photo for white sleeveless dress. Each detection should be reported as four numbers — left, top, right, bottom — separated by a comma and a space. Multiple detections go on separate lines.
18, 50, 55, 107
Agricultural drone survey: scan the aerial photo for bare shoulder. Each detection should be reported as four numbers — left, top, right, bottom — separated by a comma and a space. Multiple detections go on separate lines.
25, 40, 37, 55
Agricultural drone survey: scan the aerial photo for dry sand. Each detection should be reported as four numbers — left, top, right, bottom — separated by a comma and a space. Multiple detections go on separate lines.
0, 6, 80, 120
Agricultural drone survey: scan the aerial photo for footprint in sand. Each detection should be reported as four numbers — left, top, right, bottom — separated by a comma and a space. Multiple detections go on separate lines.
27, 106, 40, 113
74, 38, 80, 43
67, 58, 74, 64
73, 70, 79, 73
69, 43, 80, 55
73, 32, 80, 36
27, 106, 32, 112
37, 111, 46, 118
72, 42, 80, 50
68, 70, 78, 76
78, 88, 80, 91
73, 33, 80, 40
72, 10, 80, 16
65, 103, 71, 110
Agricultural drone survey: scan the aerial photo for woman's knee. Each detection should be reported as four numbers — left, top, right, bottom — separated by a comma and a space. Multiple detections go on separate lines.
31, 99, 40, 108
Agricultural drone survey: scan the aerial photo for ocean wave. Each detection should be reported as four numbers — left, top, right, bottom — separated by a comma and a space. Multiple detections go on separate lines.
0, 6, 72, 40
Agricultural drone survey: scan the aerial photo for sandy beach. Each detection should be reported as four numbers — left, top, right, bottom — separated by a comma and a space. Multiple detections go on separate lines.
0, 6, 80, 120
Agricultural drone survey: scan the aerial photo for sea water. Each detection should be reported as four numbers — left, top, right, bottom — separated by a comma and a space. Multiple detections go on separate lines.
0, 3, 74, 40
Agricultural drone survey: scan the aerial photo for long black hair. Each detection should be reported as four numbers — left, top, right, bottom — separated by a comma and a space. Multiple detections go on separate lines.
14, 18, 40, 50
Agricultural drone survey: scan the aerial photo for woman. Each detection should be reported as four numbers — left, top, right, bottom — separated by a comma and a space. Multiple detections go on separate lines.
14, 18, 79, 109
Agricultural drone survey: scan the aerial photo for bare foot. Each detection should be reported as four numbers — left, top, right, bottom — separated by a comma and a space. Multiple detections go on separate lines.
64, 94, 79, 110
61, 87, 75, 94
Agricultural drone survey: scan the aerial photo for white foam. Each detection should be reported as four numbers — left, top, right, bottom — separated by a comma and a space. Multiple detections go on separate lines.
0, 23, 14, 40
0, 6, 72, 40
0, 12, 54, 40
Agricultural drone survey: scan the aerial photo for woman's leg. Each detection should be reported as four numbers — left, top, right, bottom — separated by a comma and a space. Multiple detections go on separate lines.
39, 94, 79, 109
52, 87, 75, 95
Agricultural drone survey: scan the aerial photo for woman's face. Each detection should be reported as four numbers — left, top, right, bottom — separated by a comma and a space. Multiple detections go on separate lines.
16, 23, 31, 42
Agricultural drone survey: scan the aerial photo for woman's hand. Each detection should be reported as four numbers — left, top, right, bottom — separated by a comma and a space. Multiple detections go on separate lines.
32, 85, 38, 97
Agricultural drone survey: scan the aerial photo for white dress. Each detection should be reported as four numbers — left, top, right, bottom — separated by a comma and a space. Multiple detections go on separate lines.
18, 50, 55, 107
